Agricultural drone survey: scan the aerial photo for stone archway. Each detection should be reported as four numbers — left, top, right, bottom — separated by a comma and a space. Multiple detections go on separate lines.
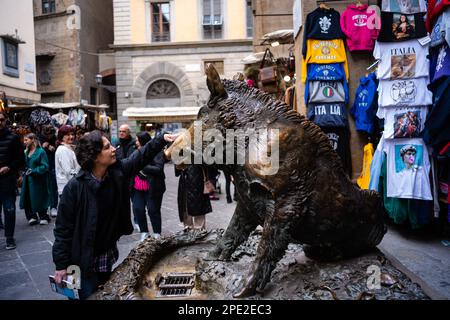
133, 62, 194, 107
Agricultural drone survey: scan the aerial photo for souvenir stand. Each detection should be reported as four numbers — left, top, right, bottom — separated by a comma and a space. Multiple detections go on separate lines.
294, 0, 449, 234
5, 102, 112, 142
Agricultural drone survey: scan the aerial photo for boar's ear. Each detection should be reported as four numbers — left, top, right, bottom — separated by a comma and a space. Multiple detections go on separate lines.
206, 63, 226, 98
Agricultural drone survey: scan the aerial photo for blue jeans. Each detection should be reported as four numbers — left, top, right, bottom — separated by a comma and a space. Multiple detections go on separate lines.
70, 272, 111, 300
131, 190, 163, 234
0, 175, 17, 240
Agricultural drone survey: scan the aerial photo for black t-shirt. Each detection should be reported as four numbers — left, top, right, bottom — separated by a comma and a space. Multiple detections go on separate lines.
320, 126, 352, 178
378, 11, 427, 42
94, 174, 119, 255
302, 7, 345, 57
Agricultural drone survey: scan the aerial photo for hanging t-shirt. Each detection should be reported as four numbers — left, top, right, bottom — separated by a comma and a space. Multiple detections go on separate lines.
302, 39, 349, 83
373, 40, 430, 80
357, 142, 374, 190
378, 12, 427, 42
302, 7, 345, 57
306, 63, 346, 81
383, 138, 432, 200
307, 103, 348, 128
321, 126, 352, 177
377, 77, 432, 107
430, 14, 446, 47
382, 0, 427, 13
308, 81, 347, 103
429, 42, 450, 83
377, 105, 428, 139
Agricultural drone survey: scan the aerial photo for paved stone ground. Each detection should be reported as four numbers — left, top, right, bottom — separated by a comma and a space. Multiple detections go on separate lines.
0, 164, 449, 300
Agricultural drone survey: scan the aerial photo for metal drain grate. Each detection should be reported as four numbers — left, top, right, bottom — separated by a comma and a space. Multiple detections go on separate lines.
156, 272, 195, 298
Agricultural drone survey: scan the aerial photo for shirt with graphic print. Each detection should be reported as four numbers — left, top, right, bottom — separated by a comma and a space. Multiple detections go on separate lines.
302, 39, 349, 83
302, 7, 345, 58
373, 40, 429, 80
382, 0, 427, 14
308, 80, 347, 104
378, 11, 427, 42
377, 105, 428, 139
377, 77, 432, 107
429, 42, 450, 83
383, 138, 432, 200
307, 102, 348, 128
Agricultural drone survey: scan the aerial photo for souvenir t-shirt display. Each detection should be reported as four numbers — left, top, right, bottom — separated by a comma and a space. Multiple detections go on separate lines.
377, 77, 433, 107
373, 40, 429, 80
429, 42, 450, 83
307, 81, 347, 103
302, 39, 349, 82
307, 103, 348, 128
350, 73, 379, 134
382, 0, 427, 13
377, 105, 428, 139
340, 3, 380, 51
383, 138, 433, 200
378, 12, 427, 42
302, 7, 345, 57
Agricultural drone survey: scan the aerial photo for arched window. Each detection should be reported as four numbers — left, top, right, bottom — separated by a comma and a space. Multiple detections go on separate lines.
146, 79, 181, 108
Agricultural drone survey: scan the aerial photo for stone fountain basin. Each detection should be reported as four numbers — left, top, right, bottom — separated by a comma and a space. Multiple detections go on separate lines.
91, 229, 428, 300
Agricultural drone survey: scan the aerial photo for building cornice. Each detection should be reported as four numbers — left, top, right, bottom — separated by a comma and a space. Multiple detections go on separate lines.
110, 39, 253, 51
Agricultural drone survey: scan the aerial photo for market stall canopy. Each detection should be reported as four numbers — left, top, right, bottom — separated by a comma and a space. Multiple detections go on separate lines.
241, 52, 266, 64
260, 29, 294, 45
123, 107, 200, 123
9, 102, 110, 110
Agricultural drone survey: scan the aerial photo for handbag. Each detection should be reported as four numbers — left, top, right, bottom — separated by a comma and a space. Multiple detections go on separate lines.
202, 168, 215, 194
134, 175, 149, 191
259, 48, 278, 86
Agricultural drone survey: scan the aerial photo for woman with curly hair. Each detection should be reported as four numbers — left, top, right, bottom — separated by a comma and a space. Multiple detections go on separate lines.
52, 130, 176, 299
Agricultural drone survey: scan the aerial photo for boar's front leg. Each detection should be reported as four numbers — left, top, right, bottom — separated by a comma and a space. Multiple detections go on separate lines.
234, 199, 293, 298
205, 200, 258, 261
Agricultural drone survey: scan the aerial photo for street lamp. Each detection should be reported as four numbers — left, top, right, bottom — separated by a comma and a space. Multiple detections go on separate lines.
95, 74, 102, 106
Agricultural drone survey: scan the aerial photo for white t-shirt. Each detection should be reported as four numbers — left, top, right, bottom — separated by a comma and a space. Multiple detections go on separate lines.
377, 106, 428, 139
383, 138, 432, 200
377, 78, 432, 107
373, 40, 430, 80
381, 0, 427, 14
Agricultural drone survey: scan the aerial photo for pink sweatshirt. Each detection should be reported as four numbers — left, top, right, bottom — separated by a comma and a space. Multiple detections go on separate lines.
340, 4, 380, 52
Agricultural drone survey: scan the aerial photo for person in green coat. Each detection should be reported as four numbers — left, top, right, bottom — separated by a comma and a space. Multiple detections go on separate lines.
20, 133, 51, 225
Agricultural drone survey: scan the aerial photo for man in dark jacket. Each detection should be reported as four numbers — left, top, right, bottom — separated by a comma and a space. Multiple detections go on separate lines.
52, 130, 176, 299
116, 124, 136, 160
0, 112, 25, 250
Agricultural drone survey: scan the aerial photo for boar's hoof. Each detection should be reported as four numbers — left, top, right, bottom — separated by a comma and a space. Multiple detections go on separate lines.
204, 248, 223, 261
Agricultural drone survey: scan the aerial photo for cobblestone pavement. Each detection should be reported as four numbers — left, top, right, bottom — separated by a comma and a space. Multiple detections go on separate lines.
0, 165, 235, 300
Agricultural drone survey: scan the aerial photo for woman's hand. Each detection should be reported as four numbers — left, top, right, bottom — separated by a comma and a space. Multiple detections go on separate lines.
164, 133, 179, 143
54, 269, 67, 285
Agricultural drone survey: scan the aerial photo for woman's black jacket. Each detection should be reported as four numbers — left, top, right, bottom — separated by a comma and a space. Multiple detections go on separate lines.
52, 135, 167, 275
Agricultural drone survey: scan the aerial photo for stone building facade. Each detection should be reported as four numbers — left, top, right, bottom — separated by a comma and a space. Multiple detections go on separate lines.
112, 0, 253, 130
0, 1, 40, 106
33, 0, 114, 108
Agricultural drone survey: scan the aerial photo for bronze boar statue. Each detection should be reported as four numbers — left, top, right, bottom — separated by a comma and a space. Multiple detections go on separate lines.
166, 65, 386, 298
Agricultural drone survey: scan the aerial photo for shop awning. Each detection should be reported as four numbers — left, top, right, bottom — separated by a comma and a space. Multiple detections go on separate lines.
241, 52, 266, 64
260, 29, 294, 45
123, 107, 200, 123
